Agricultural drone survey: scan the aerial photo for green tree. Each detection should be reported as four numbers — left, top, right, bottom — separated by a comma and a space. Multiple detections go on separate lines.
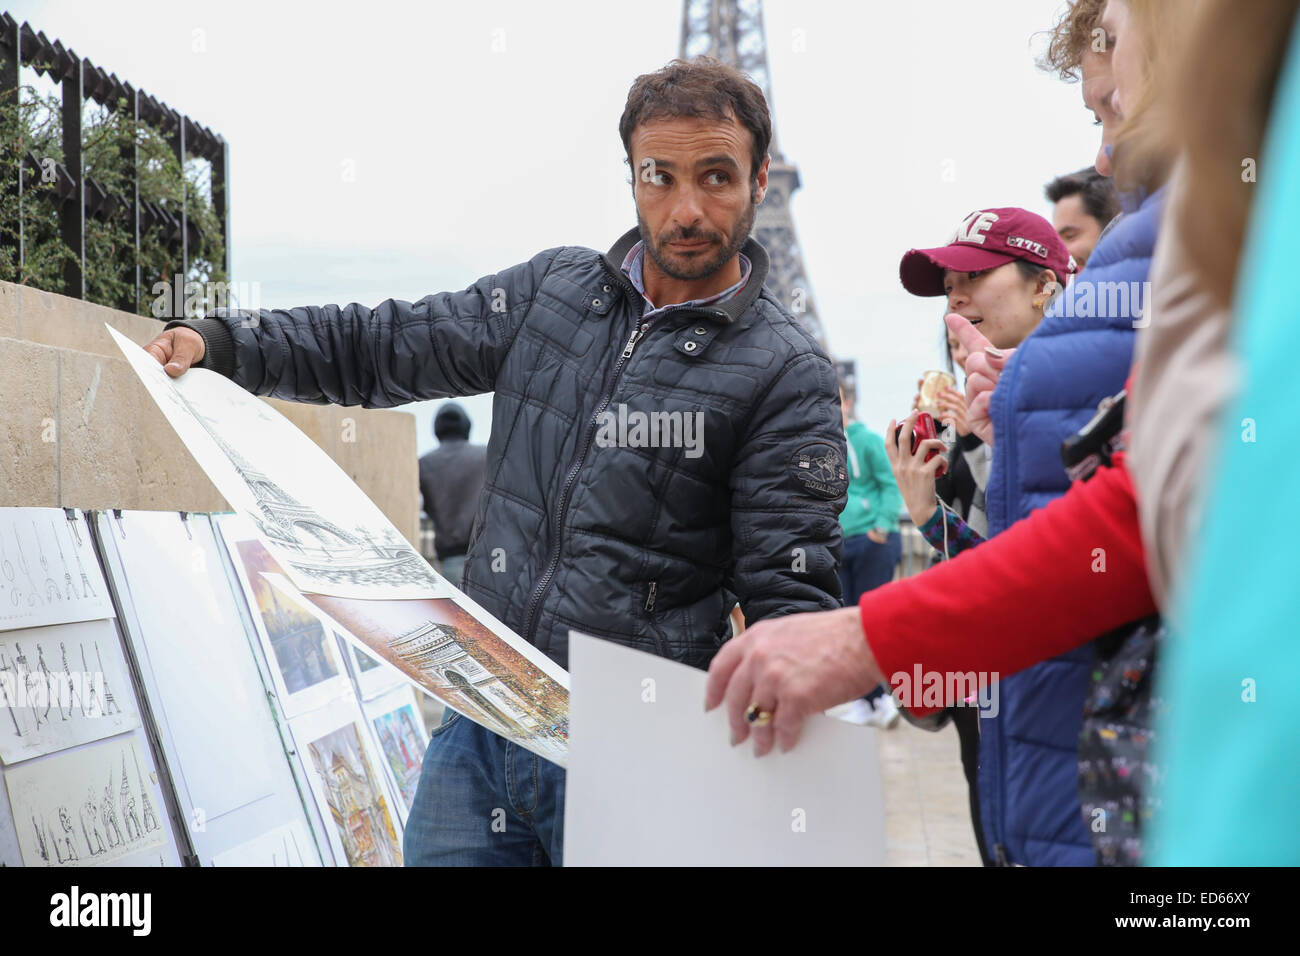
1, 78, 226, 316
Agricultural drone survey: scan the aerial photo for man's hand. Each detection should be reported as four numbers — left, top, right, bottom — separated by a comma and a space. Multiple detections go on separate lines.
885, 410, 947, 527
704, 606, 884, 757
944, 313, 1011, 446
866, 528, 889, 545
143, 326, 206, 378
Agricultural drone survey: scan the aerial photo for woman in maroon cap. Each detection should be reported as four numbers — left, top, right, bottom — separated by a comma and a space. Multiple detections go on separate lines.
889, 207, 1072, 548
887, 207, 1072, 867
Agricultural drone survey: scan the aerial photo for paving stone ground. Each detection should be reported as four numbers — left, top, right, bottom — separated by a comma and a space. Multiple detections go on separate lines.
877, 719, 983, 867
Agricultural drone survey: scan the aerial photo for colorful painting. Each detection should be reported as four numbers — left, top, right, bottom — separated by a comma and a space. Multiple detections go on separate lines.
370, 695, 426, 810
267, 574, 569, 765
305, 722, 401, 867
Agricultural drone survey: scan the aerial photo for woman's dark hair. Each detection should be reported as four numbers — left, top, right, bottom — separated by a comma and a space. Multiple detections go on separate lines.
620, 57, 772, 184
1045, 168, 1122, 227
1014, 260, 1049, 283
1014, 260, 1065, 307
942, 323, 955, 376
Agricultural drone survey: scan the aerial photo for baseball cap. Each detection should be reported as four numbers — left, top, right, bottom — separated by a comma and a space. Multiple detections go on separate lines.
899, 207, 1076, 297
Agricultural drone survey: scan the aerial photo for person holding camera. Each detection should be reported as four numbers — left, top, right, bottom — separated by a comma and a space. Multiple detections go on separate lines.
887, 207, 1072, 559
880, 209, 1071, 864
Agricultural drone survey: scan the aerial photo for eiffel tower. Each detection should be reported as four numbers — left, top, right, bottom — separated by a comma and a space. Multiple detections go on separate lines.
680, 0, 827, 348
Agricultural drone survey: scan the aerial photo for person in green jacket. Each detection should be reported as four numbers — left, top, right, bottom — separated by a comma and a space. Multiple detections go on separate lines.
837, 385, 904, 728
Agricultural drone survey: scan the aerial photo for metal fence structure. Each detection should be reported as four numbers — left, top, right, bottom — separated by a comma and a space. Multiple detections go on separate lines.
0, 12, 229, 310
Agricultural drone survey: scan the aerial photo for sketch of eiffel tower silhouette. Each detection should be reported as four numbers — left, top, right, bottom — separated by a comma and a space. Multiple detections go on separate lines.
53, 518, 77, 600
94, 641, 122, 716
133, 746, 160, 833
0, 648, 21, 736
120, 753, 142, 841
163, 381, 436, 590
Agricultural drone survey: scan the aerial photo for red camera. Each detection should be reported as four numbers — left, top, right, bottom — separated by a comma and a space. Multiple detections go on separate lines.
895, 412, 947, 478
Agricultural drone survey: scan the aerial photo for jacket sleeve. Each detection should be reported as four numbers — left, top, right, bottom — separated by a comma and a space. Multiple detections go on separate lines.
918, 504, 983, 557
165, 247, 564, 407
860, 451, 1154, 713
730, 352, 846, 622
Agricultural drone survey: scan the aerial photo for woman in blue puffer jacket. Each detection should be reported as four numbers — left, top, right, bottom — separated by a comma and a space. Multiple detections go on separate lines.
972, 184, 1165, 867
952, 0, 1181, 867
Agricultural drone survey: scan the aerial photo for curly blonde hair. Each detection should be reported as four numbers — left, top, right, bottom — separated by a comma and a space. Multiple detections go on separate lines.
1038, 0, 1109, 81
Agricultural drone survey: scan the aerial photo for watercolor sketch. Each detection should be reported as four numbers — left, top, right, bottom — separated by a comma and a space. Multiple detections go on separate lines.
305, 720, 402, 867
266, 574, 569, 765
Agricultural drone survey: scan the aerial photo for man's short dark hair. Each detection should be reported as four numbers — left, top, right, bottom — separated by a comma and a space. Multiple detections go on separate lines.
1044, 167, 1121, 227
619, 57, 772, 183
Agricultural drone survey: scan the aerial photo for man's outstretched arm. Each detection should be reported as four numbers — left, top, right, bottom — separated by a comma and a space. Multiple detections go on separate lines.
145, 247, 563, 407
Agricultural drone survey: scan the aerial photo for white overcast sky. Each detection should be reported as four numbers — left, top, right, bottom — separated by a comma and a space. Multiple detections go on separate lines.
12, 0, 1099, 453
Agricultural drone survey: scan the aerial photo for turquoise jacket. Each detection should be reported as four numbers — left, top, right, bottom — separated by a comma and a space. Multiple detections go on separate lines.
1151, 11, 1300, 864
839, 422, 902, 538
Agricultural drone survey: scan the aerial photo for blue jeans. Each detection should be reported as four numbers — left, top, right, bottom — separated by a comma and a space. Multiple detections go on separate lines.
839, 531, 901, 604
839, 531, 901, 704
403, 709, 566, 866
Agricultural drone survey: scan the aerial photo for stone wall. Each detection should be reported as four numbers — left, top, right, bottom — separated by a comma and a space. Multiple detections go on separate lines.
0, 280, 419, 545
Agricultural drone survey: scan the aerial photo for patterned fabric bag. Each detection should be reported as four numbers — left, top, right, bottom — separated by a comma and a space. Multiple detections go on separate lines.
1063, 388, 1165, 865
1077, 616, 1165, 866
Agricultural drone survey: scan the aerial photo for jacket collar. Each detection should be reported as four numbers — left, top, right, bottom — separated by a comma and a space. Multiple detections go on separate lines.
602, 226, 769, 323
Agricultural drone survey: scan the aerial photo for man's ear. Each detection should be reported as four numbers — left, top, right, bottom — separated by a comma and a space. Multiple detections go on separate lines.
753, 155, 770, 204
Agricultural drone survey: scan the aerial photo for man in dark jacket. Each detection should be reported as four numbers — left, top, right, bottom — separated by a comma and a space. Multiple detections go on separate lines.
418, 402, 488, 587
143, 56, 846, 867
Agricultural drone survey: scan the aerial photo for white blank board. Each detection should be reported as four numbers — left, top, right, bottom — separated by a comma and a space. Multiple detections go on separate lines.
563, 633, 885, 866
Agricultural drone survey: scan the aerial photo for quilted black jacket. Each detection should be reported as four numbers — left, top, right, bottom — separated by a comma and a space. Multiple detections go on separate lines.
171, 228, 847, 669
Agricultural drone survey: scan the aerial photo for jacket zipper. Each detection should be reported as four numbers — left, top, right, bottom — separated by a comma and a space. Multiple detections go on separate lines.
519, 269, 722, 646
644, 581, 657, 612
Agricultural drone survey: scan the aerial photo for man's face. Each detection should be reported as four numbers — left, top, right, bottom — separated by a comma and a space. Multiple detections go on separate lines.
1080, 48, 1119, 177
1102, 0, 1140, 121
1052, 194, 1105, 268
629, 114, 768, 281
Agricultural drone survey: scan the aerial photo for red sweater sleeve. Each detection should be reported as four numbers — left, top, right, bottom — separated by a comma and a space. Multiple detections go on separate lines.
859, 451, 1155, 712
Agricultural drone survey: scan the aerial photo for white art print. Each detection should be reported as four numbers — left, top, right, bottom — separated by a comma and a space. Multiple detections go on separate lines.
0, 618, 141, 765
5, 734, 169, 867
210, 819, 320, 867
563, 634, 886, 867
98, 510, 279, 821
108, 324, 449, 600
0, 509, 114, 632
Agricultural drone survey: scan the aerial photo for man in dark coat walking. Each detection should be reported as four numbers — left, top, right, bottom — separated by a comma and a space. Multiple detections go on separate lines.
418, 402, 488, 587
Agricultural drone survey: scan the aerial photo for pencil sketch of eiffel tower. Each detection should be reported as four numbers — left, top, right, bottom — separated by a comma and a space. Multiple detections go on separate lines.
164, 382, 437, 591
680, 0, 827, 348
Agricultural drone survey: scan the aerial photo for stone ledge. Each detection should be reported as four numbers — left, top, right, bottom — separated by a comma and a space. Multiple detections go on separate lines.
1, 279, 418, 544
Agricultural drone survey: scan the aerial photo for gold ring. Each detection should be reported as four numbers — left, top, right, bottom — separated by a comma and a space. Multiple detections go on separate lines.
745, 704, 774, 727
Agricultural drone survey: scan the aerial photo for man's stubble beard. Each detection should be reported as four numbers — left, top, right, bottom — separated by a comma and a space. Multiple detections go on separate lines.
638, 192, 758, 283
